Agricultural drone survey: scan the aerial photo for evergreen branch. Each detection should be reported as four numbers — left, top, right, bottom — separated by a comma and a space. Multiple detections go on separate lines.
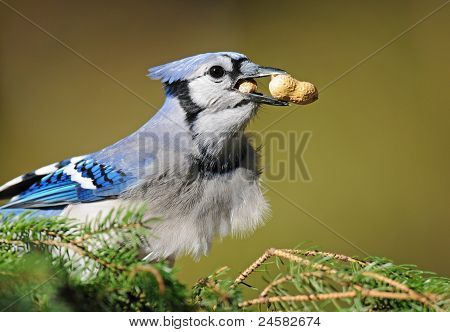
233, 247, 449, 312
0, 212, 448, 312
239, 287, 439, 308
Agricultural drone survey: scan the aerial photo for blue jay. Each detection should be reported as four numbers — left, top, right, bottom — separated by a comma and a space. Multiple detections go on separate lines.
0, 52, 288, 261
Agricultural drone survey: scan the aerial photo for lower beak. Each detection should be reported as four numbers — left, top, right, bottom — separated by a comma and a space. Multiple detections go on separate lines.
247, 93, 289, 106
238, 66, 289, 106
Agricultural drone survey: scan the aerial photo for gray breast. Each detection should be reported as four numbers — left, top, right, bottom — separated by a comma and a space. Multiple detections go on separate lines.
123, 139, 268, 260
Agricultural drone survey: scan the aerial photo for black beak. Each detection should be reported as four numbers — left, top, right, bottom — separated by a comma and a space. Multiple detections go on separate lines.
237, 66, 289, 106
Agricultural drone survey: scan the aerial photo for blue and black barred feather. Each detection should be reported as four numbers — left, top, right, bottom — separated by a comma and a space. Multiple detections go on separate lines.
1, 158, 130, 209
0, 158, 72, 200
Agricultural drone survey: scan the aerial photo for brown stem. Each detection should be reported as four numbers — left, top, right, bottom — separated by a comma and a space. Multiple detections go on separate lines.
129, 265, 165, 294
233, 248, 275, 287
360, 272, 440, 311
272, 249, 337, 273
283, 249, 367, 266
353, 285, 442, 312
260, 275, 294, 297
233, 247, 443, 311
233, 248, 336, 287
240, 290, 358, 307
240, 287, 442, 311
260, 272, 325, 297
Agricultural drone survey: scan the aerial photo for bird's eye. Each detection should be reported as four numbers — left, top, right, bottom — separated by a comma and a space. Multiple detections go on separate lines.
208, 66, 225, 79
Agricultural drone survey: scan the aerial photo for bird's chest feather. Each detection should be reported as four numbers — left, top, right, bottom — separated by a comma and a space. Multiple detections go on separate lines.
131, 166, 269, 260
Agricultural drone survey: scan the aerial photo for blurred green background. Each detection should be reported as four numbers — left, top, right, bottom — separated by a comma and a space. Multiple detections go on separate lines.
1, 0, 449, 290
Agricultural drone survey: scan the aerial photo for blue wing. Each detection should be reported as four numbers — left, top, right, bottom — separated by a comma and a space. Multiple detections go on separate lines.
1, 157, 134, 209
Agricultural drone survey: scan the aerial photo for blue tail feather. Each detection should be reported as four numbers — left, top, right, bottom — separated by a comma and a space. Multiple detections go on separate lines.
0, 208, 63, 221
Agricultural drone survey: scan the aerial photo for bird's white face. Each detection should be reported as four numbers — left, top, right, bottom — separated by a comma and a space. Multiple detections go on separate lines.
188, 56, 247, 111
177, 55, 287, 137
187, 56, 255, 137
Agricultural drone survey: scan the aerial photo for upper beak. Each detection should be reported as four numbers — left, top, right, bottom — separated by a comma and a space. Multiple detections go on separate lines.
237, 65, 289, 106
250, 66, 287, 78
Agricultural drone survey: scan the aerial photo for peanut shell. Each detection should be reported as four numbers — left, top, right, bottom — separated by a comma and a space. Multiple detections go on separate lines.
238, 79, 257, 94
269, 74, 318, 105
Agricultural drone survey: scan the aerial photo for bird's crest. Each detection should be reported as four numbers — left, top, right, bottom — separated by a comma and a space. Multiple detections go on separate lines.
147, 52, 247, 84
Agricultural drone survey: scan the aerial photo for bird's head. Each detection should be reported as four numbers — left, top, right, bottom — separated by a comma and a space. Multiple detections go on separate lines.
148, 52, 287, 137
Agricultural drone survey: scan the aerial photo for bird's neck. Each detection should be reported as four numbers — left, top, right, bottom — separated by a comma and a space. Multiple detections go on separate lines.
189, 131, 258, 178
138, 96, 259, 177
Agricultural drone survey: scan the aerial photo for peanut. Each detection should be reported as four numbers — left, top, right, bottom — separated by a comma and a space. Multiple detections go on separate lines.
269, 74, 318, 105
237, 79, 258, 94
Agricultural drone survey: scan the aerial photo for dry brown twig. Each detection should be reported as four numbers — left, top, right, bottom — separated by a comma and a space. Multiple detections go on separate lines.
239, 287, 437, 308
283, 249, 367, 266
260, 272, 325, 297
129, 265, 165, 294
359, 271, 440, 311
233, 247, 444, 311
232, 248, 335, 287
194, 266, 233, 309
